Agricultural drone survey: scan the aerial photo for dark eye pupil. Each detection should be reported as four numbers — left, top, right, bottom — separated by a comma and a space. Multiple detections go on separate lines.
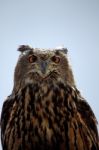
51, 56, 60, 63
28, 55, 37, 63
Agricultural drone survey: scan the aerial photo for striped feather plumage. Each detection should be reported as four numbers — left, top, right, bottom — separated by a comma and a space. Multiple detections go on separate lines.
1, 82, 99, 150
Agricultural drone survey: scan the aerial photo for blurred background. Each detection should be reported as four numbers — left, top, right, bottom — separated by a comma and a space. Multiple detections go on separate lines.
0, 0, 99, 148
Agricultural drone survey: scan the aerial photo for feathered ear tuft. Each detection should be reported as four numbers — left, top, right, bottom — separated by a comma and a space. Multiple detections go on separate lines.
55, 48, 68, 55
60, 48, 68, 54
17, 45, 33, 52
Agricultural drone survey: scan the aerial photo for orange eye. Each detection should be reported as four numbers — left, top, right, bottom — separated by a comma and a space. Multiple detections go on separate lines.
28, 55, 37, 63
51, 55, 60, 63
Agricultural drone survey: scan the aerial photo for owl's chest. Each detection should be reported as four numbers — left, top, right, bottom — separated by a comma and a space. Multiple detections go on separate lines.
18, 83, 67, 138
6, 83, 76, 150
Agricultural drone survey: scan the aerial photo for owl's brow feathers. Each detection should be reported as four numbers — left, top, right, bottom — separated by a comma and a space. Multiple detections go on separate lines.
18, 45, 68, 55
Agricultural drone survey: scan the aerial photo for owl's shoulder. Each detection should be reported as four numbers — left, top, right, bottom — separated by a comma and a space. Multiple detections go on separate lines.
1, 94, 15, 138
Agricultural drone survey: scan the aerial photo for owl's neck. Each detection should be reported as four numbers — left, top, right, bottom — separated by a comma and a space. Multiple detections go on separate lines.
13, 76, 76, 95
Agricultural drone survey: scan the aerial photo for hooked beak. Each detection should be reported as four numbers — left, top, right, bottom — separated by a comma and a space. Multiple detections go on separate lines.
40, 61, 48, 75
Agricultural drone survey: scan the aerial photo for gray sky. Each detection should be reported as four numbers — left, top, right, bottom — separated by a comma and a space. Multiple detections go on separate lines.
0, 0, 99, 148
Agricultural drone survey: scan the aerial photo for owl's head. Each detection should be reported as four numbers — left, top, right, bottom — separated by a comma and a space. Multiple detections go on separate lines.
13, 45, 75, 92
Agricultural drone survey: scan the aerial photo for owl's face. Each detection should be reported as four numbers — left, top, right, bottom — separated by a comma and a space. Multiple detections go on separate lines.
14, 46, 75, 91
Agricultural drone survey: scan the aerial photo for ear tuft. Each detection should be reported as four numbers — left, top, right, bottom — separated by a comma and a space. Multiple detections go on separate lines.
18, 45, 32, 52
61, 48, 68, 54
55, 48, 68, 55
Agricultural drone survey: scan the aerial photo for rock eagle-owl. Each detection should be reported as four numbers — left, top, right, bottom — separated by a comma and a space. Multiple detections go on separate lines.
1, 45, 99, 150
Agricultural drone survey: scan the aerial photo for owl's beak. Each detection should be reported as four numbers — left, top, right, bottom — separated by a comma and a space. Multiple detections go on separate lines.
40, 61, 48, 75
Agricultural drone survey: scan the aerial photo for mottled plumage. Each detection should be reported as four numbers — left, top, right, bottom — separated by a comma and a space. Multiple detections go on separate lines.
1, 45, 99, 150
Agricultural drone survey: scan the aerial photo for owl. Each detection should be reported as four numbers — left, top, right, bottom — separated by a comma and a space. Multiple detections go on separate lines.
1, 45, 99, 150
